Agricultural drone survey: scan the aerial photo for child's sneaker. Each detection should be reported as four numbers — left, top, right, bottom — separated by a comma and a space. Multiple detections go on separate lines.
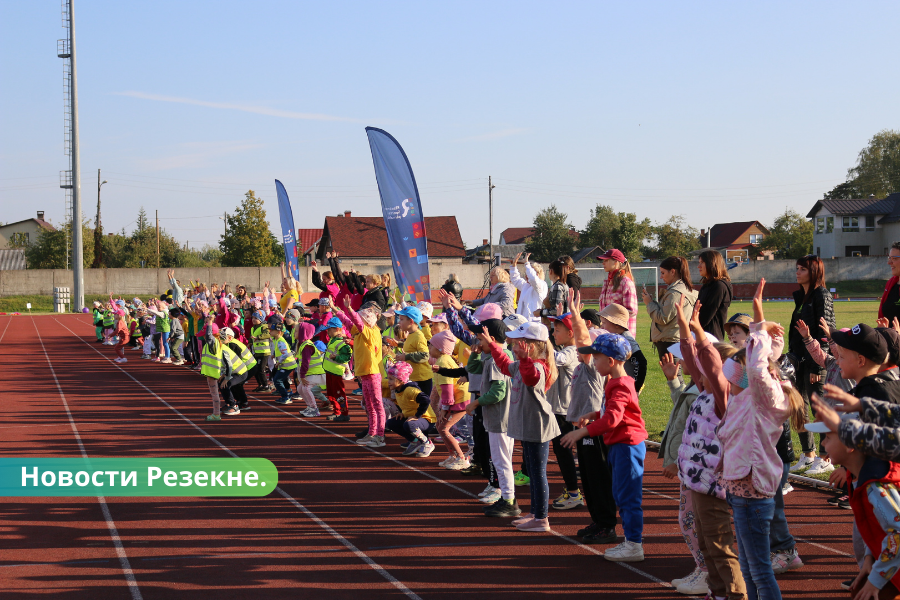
172, 360, 184, 366
160, 358, 172, 364
604, 540, 644, 562
771, 548, 803, 574
789, 455, 814, 472
671, 567, 702, 588
356, 435, 374, 445
415, 440, 435, 457
332, 414, 350, 422
676, 569, 709, 594
365, 436, 386, 448
447, 457, 470, 471
222, 406, 240, 416
478, 485, 497, 498
551, 490, 584, 510
782, 482, 794, 495
484, 498, 522, 518
511, 513, 534, 526
299, 407, 320, 417
402, 440, 423, 456
516, 517, 550, 532
141, 354, 150, 360
514, 470, 530, 486
117, 357, 128, 364
275, 397, 293, 405
151, 357, 160, 362
480, 489, 502, 504
438, 456, 456, 467
804, 457, 835, 476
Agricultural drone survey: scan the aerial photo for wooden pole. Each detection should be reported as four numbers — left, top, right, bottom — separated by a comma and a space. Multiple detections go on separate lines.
156, 209, 160, 269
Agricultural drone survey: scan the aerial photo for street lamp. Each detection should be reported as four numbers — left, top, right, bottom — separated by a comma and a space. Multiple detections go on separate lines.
93, 169, 108, 268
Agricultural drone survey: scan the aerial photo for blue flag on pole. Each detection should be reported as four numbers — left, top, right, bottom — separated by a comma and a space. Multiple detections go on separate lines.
365, 127, 431, 301
275, 180, 300, 281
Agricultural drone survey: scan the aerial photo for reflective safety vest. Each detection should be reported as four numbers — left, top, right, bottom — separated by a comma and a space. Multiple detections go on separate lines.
274, 338, 298, 371
155, 313, 171, 333
200, 339, 223, 379
102, 310, 114, 327
228, 339, 257, 373
251, 324, 273, 355
297, 340, 325, 376
323, 337, 350, 376
221, 345, 247, 375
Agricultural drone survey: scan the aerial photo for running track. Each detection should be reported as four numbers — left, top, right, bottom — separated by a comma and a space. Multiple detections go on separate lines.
0, 314, 856, 598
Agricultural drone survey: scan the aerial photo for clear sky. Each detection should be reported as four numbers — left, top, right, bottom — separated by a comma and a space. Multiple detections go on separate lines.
2, 1, 899, 250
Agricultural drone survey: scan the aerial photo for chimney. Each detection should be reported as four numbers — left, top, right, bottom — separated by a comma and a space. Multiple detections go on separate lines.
37, 211, 45, 220
482, 239, 488, 246
344, 210, 352, 218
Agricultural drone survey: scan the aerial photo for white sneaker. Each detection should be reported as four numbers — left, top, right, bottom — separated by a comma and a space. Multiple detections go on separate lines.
603, 540, 644, 562
676, 569, 708, 594
480, 490, 502, 504
671, 567, 701, 588
356, 435, 374, 445
478, 485, 497, 498
789, 455, 815, 473
415, 440, 435, 457
365, 435, 386, 448
117, 357, 127, 364
113, 357, 123, 363
804, 457, 835, 476
447, 458, 470, 471
439, 456, 456, 467
782, 482, 794, 495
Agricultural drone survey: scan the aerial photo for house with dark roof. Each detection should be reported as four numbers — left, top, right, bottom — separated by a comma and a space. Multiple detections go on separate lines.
499, 227, 579, 245
315, 211, 466, 265
297, 228, 323, 263
807, 193, 900, 257
698, 221, 771, 262
0, 211, 56, 250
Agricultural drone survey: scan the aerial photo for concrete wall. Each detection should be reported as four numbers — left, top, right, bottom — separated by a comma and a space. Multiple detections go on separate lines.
0, 256, 893, 297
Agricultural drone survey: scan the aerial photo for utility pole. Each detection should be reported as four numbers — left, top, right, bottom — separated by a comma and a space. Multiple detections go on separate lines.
93, 168, 106, 268
223, 211, 227, 237
68, 0, 84, 311
488, 176, 496, 266
156, 209, 160, 269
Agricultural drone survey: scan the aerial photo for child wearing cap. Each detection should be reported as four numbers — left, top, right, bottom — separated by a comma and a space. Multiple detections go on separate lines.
724, 313, 752, 349
597, 304, 647, 393
394, 306, 434, 396
249, 310, 275, 392
430, 330, 470, 469
486, 321, 560, 533
270, 322, 299, 405
385, 362, 437, 457
294, 323, 326, 418
562, 332, 647, 562
546, 311, 584, 511
322, 316, 353, 421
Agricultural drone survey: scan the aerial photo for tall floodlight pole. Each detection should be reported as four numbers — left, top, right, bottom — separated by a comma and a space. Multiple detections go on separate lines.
488, 176, 496, 266
68, 0, 84, 311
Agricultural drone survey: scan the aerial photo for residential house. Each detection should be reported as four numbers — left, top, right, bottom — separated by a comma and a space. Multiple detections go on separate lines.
0, 211, 56, 249
297, 228, 323, 264
315, 211, 466, 266
806, 193, 900, 257
499, 227, 579, 245
698, 221, 771, 262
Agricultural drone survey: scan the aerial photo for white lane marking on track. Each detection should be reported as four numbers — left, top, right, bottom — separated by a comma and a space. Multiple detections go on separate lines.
32, 317, 143, 600
0, 316, 13, 344
54, 317, 424, 600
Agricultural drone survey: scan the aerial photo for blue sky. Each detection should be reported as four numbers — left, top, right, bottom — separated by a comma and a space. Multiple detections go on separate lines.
2, 1, 899, 250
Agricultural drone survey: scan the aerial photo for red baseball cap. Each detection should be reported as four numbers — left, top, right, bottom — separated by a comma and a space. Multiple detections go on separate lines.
548, 313, 574, 333
596, 249, 626, 263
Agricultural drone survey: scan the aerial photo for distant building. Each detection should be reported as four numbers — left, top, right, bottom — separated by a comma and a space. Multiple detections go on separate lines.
297, 228, 323, 264
698, 221, 771, 262
806, 193, 900, 257
499, 227, 579, 245
0, 211, 56, 249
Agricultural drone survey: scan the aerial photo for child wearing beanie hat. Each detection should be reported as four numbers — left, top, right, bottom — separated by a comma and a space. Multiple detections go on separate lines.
385, 362, 438, 457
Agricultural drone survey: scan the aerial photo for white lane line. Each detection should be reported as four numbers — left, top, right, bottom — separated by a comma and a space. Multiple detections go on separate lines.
0, 316, 13, 344
32, 317, 143, 600
54, 318, 424, 600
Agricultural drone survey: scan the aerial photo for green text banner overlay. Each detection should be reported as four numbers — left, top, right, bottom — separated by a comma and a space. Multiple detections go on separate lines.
0, 458, 278, 497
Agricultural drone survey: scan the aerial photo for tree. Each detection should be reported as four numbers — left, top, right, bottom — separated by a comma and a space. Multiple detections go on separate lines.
8, 232, 30, 249
219, 191, 277, 267
646, 215, 700, 260
823, 129, 900, 199
24, 220, 94, 269
759, 209, 813, 259
580, 204, 620, 250
524, 205, 577, 262
611, 212, 652, 263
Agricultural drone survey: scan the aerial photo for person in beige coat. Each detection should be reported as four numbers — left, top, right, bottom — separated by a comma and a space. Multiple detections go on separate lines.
642, 256, 698, 358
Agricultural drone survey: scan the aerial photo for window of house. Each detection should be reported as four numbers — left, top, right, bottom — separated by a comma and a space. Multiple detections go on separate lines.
842, 216, 859, 232
866, 215, 875, 231
749, 233, 763, 244
826, 216, 834, 233
816, 217, 825, 234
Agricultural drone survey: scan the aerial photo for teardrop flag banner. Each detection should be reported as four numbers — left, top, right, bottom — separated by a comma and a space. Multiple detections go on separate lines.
275, 179, 300, 281
365, 127, 431, 301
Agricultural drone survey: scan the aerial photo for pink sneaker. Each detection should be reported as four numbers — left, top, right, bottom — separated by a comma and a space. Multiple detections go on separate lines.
516, 517, 550, 532
151, 357, 160, 362
511, 513, 534, 526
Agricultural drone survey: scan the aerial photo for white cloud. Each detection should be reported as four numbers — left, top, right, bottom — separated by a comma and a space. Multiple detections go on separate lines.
116, 91, 366, 123
137, 141, 264, 171
452, 128, 528, 143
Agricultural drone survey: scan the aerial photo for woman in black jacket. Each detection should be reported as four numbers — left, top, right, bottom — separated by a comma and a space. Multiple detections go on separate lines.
787, 254, 836, 472
696, 250, 733, 340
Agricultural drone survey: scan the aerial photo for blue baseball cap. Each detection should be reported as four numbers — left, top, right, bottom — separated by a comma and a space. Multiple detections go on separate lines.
578, 333, 631, 361
395, 306, 423, 324
326, 316, 343, 329
314, 340, 327, 353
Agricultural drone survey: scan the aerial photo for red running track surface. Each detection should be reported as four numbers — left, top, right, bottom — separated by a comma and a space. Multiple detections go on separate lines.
0, 314, 857, 599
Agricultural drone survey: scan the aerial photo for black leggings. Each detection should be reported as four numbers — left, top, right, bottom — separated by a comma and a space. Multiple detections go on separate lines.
413, 378, 433, 397
796, 362, 825, 454
577, 435, 617, 528
472, 404, 494, 482
550, 414, 579, 491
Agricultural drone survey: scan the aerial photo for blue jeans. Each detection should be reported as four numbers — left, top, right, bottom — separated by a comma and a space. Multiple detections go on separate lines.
728, 493, 781, 600
769, 462, 795, 553
272, 369, 291, 400
160, 332, 171, 359
521, 441, 550, 519
608, 442, 645, 543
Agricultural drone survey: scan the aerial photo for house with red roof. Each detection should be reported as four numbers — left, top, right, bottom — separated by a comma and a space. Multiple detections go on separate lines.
0, 211, 56, 250
313, 211, 466, 265
297, 228, 323, 263
499, 227, 579, 245
699, 221, 771, 262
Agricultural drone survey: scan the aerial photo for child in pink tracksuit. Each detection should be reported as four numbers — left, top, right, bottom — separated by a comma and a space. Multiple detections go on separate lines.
113, 310, 130, 363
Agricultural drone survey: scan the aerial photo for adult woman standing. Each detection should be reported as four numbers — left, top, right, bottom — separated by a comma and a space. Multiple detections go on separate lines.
695, 250, 733, 340
596, 249, 638, 338
878, 242, 900, 325
642, 256, 698, 358
470, 266, 516, 317
788, 255, 835, 474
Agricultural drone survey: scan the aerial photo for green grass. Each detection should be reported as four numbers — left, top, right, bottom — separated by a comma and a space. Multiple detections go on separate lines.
0, 294, 110, 314
833, 280, 885, 297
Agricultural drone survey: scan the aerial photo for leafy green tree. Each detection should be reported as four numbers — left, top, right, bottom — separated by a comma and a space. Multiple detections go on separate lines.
759, 209, 813, 259
24, 220, 94, 269
220, 191, 277, 267
524, 205, 577, 262
647, 215, 700, 260
580, 204, 620, 250
8, 232, 30, 249
611, 212, 651, 263
823, 129, 900, 199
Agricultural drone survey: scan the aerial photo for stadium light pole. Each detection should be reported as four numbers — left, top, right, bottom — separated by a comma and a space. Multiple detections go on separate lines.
69, 0, 84, 311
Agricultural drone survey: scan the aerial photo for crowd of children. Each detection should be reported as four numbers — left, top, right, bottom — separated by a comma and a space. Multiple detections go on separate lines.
88, 252, 900, 599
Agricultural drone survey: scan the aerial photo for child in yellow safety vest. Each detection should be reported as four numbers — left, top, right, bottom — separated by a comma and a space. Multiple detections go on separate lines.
270, 322, 298, 405
199, 321, 224, 421
323, 316, 353, 422
218, 327, 257, 417
295, 322, 327, 417
249, 310, 274, 392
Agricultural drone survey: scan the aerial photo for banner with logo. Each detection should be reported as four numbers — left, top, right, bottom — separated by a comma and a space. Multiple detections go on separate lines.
275, 179, 300, 281
365, 127, 431, 301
